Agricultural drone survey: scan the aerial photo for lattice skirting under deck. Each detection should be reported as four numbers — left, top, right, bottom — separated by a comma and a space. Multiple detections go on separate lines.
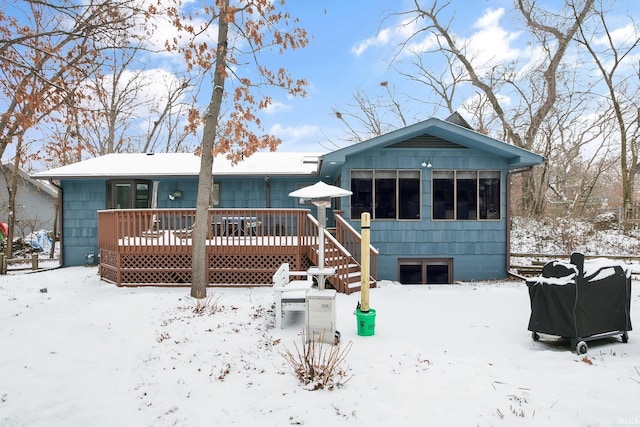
99, 250, 312, 286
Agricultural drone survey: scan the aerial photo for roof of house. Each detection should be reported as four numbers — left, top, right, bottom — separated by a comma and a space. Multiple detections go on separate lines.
31, 152, 323, 180
319, 117, 545, 179
2, 163, 58, 197
31, 116, 544, 181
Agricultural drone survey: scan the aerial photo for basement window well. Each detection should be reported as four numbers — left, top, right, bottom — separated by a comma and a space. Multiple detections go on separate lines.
398, 258, 452, 284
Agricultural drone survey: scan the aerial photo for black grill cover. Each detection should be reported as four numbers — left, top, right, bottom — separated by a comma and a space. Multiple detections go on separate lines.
527, 253, 632, 339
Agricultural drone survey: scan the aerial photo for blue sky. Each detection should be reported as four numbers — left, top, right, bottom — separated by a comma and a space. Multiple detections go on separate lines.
145, 0, 528, 154
2, 0, 638, 165
236, 0, 638, 154
252, 0, 523, 152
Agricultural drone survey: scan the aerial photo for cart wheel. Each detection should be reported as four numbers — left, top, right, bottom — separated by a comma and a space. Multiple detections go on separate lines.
622, 331, 629, 343
531, 331, 540, 341
576, 341, 588, 355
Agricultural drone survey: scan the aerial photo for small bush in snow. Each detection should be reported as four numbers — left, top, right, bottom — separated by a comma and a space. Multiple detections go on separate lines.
594, 212, 618, 230
185, 292, 222, 315
281, 333, 352, 391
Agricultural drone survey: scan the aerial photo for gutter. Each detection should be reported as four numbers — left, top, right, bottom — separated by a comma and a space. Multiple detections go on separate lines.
506, 166, 535, 279
49, 179, 64, 268
264, 175, 270, 207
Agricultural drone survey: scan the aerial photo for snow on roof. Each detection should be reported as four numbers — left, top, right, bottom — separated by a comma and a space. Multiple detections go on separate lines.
2, 163, 58, 196
31, 152, 323, 180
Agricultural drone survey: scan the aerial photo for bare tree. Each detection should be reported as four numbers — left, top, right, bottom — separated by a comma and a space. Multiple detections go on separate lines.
399, 50, 466, 117
83, 44, 147, 155
332, 81, 414, 144
1, 137, 24, 256
80, 39, 195, 155
159, 0, 310, 298
0, 0, 144, 254
141, 77, 193, 153
573, 1, 640, 220
392, 0, 596, 215
542, 101, 615, 217
0, 0, 144, 161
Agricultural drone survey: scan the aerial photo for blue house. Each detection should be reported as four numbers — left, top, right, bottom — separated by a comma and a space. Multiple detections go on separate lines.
33, 116, 543, 287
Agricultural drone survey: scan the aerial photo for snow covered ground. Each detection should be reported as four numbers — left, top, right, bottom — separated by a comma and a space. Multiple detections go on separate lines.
1, 217, 639, 426
511, 216, 640, 256
1, 266, 638, 426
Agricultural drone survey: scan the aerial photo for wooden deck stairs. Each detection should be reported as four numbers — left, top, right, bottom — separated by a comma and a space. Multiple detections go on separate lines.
308, 213, 378, 294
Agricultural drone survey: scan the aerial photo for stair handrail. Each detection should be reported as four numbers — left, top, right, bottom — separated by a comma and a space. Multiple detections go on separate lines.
305, 213, 352, 257
334, 211, 378, 283
305, 213, 355, 293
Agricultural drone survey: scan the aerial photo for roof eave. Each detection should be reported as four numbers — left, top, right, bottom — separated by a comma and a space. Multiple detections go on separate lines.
319, 118, 545, 176
32, 171, 320, 180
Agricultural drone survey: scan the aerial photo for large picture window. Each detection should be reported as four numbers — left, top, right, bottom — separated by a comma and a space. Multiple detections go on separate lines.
350, 170, 421, 220
106, 180, 152, 209
432, 170, 501, 220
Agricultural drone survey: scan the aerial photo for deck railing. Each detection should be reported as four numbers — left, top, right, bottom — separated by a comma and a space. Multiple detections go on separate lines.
334, 212, 379, 280
98, 208, 312, 254
97, 208, 374, 293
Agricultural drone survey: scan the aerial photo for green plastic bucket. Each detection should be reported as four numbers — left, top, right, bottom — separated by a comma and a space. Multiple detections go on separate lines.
355, 308, 376, 336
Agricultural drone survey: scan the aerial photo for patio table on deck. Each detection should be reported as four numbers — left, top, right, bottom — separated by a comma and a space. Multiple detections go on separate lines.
215, 216, 261, 237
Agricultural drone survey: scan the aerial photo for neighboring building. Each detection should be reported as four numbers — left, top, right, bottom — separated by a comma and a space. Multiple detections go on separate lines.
32, 116, 543, 283
1, 163, 58, 237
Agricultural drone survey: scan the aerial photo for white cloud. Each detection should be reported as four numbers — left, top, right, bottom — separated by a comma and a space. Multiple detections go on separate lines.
269, 123, 320, 149
351, 7, 521, 65
351, 28, 393, 56
263, 101, 291, 115
270, 123, 319, 139
473, 7, 504, 31
461, 91, 511, 112
592, 22, 640, 71
131, 0, 219, 63
351, 16, 441, 58
395, 17, 439, 56
463, 8, 522, 67
594, 23, 638, 46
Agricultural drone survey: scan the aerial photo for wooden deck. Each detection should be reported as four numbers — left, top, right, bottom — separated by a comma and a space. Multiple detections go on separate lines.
98, 208, 377, 294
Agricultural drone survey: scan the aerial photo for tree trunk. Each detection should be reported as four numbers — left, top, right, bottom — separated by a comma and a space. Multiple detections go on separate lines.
5, 161, 19, 258
3, 136, 24, 257
49, 190, 60, 259
190, 0, 229, 299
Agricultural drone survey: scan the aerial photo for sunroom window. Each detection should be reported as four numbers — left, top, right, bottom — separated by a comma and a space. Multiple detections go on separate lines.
432, 170, 500, 220
350, 170, 421, 220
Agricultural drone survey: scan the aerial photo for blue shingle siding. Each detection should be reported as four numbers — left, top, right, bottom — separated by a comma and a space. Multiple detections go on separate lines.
213, 179, 256, 207
339, 147, 512, 282
58, 153, 511, 281
58, 176, 321, 266
269, 178, 318, 208
157, 178, 198, 208
32, 117, 544, 281
61, 180, 104, 266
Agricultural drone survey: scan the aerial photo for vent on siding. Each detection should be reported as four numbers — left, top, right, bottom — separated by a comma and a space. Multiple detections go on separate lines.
388, 134, 468, 149
302, 156, 320, 164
